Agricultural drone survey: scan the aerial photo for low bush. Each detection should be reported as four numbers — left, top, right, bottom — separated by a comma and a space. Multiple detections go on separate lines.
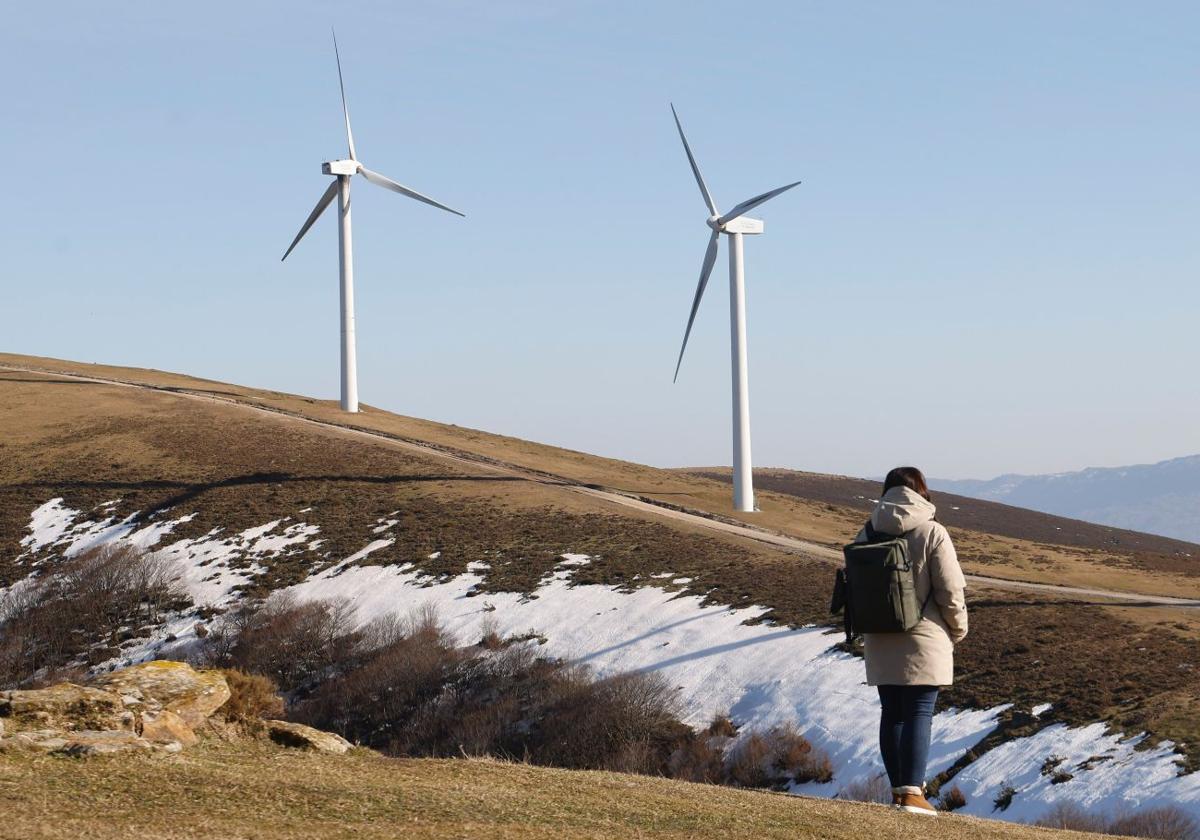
993, 782, 1017, 812
193, 600, 834, 791
706, 714, 738, 738
838, 774, 892, 804
199, 595, 358, 693
1034, 802, 1198, 840
1107, 806, 1199, 840
1034, 801, 1107, 832
0, 545, 189, 687
723, 723, 832, 789
937, 785, 967, 812
667, 734, 726, 784
218, 669, 285, 725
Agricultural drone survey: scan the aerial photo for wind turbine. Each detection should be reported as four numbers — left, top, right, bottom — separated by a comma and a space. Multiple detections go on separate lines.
669, 104, 800, 513
281, 31, 464, 413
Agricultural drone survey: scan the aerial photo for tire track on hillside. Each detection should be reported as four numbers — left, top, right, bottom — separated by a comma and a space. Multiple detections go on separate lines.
4, 364, 1198, 608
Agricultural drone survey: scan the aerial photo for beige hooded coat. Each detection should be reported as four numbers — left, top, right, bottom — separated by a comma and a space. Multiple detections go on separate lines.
856, 486, 968, 687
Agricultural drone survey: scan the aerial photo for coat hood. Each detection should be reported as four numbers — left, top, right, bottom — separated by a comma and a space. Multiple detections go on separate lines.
870, 485, 937, 535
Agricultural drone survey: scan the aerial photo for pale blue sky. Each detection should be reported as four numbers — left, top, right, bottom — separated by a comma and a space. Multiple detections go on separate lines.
3, 1, 1197, 479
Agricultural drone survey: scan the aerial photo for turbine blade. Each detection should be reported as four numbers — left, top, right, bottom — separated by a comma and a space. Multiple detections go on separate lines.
332, 28, 357, 160
717, 180, 801, 226
359, 167, 465, 217
673, 229, 721, 382
670, 104, 718, 217
281, 180, 339, 261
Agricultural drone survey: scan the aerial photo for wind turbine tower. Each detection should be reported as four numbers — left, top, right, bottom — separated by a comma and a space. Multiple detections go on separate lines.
669, 104, 801, 513
282, 32, 464, 413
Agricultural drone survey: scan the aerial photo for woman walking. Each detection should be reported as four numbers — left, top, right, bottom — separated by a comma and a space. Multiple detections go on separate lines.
856, 466, 968, 815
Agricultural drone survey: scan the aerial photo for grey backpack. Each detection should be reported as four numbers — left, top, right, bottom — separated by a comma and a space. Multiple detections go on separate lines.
831, 522, 931, 641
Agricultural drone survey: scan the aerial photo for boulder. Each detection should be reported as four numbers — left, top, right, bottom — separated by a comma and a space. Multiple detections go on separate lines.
57, 730, 157, 757
93, 660, 230, 728
265, 720, 352, 755
139, 708, 198, 747
0, 684, 131, 733
0, 729, 70, 752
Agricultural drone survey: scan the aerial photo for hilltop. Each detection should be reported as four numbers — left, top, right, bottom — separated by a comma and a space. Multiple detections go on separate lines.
686, 467, 1199, 558
1, 352, 1198, 825
0, 737, 1124, 840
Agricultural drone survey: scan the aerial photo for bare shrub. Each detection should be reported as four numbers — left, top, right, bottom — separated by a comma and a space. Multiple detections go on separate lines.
993, 782, 1017, 812
528, 669, 689, 773
839, 774, 892, 804
1037, 802, 1199, 839
405, 602, 444, 641
1108, 806, 1200, 840
937, 785, 967, 812
356, 613, 408, 652
725, 732, 772, 788
203, 595, 359, 693
707, 714, 738, 738
722, 725, 832, 789
218, 669, 285, 725
668, 735, 726, 784
477, 614, 503, 650
0, 545, 189, 687
294, 618, 462, 746
1034, 802, 1108, 832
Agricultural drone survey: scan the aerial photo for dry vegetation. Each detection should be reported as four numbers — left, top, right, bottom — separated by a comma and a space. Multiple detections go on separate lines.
1035, 802, 1198, 839
0, 737, 1148, 840
1, 356, 1198, 775
0, 544, 189, 686
191, 596, 832, 789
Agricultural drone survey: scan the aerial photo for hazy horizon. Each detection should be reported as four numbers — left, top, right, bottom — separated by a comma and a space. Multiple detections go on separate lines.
5, 1, 1198, 480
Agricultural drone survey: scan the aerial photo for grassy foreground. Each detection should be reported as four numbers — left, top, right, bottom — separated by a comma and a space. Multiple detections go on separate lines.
0, 739, 1101, 840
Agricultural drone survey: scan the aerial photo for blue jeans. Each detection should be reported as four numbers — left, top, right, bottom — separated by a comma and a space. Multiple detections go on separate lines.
877, 685, 939, 790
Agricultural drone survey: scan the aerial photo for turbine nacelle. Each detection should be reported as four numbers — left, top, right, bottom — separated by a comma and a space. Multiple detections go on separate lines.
708, 215, 764, 235
323, 159, 360, 176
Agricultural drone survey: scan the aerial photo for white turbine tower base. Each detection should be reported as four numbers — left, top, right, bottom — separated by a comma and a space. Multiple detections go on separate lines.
669, 104, 800, 513
335, 169, 357, 412
727, 229, 753, 513
281, 32, 464, 414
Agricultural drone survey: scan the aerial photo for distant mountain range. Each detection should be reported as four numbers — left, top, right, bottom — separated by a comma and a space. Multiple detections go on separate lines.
932, 454, 1200, 544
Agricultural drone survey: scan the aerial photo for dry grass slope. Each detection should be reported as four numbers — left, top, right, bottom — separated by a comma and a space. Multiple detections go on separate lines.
0, 738, 1113, 840
1, 353, 1198, 770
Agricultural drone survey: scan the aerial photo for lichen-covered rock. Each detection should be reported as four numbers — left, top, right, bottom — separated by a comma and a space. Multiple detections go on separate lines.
265, 720, 352, 755
56, 730, 157, 756
0, 729, 70, 752
139, 709, 198, 747
0, 684, 131, 733
93, 661, 230, 728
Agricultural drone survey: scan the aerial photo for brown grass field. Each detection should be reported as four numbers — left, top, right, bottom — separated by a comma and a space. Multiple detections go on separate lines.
1, 352, 1198, 770
0, 738, 1116, 840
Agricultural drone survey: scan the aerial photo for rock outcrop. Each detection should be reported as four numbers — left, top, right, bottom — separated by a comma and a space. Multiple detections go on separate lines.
0, 683, 133, 733
94, 660, 232, 728
265, 720, 353, 755
0, 661, 225, 755
0, 661, 350, 758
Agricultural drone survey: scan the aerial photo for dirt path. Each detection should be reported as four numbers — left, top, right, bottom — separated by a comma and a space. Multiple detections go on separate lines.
6, 364, 1198, 608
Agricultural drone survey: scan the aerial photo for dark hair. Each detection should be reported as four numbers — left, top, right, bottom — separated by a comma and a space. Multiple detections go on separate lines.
882, 466, 931, 502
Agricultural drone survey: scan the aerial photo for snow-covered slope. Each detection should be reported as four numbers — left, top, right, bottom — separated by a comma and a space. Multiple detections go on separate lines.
6, 497, 1198, 826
